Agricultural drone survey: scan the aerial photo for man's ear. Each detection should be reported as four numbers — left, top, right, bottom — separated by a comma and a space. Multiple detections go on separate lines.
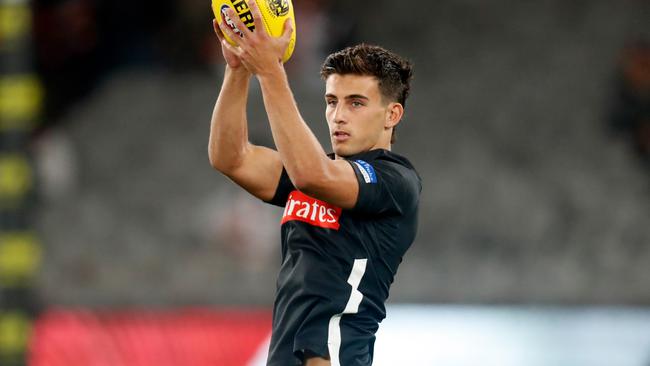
385, 102, 404, 129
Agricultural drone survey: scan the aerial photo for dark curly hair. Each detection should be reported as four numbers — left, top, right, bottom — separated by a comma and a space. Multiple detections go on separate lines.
320, 44, 413, 143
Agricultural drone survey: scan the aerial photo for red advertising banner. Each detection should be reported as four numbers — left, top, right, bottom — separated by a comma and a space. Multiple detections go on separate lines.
29, 309, 272, 366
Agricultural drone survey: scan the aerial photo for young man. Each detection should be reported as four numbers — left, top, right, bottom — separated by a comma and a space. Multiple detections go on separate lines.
209, 1, 421, 365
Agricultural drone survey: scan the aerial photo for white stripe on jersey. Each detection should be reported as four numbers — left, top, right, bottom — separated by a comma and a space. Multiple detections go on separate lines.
327, 258, 368, 366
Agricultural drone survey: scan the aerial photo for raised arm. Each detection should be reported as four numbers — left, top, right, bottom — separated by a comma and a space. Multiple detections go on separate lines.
208, 19, 282, 202
217, 5, 359, 208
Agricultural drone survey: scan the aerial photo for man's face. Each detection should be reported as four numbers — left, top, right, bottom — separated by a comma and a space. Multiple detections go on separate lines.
325, 74, 390, 157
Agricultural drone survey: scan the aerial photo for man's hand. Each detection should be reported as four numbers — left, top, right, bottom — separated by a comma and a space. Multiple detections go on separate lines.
212, 18, 246, 70
217, 0, 293, 77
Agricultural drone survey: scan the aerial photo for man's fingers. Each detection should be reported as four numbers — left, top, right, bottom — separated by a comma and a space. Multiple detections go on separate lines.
217, 17, 242, 46
221, 39, 242, 57
281, 18, 293, 42
247, 0, 266, 35
213, 19, 225, 41
224, 7, 253, 39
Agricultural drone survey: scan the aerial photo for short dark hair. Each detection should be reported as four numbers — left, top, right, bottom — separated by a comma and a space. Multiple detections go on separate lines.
320, 43, 413, 107
320, 44, 413, 143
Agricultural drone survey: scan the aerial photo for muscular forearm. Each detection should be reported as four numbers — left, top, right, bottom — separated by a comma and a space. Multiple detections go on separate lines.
209, 66, 252, 172
257, 67, 330, 188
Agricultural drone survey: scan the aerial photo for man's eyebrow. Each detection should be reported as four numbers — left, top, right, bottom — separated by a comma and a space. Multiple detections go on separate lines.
345, 94, 370, 100
324, 93, 369, 100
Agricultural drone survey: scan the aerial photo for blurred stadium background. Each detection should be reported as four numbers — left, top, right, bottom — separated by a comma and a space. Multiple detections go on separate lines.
1, 0, 649, 365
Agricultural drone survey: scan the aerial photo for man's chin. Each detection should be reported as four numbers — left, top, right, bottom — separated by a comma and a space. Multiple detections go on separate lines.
333, 146, 352, 158
333, 145, 363, 158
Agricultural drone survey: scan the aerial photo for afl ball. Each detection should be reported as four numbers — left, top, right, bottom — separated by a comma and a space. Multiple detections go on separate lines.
212, 0, 296, 62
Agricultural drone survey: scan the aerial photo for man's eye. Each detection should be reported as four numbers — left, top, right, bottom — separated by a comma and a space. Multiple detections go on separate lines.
352, 101, 363, 107
327, 100, 337, 106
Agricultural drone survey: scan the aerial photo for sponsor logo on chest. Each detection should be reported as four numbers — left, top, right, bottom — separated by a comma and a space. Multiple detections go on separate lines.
281, 190, 342, 230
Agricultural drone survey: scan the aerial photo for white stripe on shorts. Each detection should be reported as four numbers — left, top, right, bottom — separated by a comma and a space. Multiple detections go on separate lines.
327, 258, 368, 366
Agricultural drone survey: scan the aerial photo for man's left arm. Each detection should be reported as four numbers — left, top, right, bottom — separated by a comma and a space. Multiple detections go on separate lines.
218, 0, 359, 208
257, 69, 359, 208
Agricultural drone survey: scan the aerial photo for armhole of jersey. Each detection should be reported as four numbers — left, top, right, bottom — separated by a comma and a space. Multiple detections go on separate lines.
264, 168, 293, 207
346, 160, 367, 212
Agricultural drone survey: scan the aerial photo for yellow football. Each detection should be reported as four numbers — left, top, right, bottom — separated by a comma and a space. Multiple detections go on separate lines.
212, 0, 296, 63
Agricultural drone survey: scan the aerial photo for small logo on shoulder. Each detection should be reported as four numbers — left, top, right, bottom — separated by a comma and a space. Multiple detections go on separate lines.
353, 160, 377, 184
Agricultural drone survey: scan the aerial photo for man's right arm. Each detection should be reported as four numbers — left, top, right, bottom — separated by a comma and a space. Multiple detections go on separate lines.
208, 65, 283, 202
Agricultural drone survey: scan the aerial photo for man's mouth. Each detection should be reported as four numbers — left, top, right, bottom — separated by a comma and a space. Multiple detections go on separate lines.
333, 131, 350, 142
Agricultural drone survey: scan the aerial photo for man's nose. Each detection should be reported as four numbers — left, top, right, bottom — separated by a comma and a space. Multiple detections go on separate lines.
333, 105, 347, 124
